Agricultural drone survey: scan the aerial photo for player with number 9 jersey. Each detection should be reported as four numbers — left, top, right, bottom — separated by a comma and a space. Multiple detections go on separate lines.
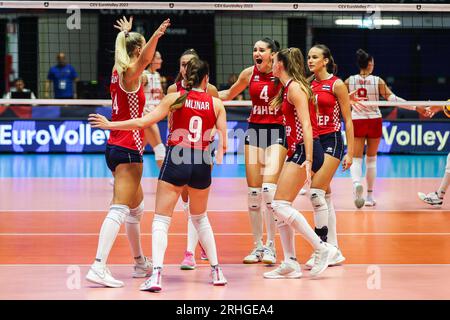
89, 57, 228, 290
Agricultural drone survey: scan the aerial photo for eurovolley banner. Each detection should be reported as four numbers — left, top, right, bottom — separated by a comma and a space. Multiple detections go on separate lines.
0, 120, 448, 154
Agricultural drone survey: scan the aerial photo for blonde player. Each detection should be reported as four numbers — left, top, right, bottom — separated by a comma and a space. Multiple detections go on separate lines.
263, 47, 337, 279
142, 51, 166, 168
86, 17, 170, 288
345, 49, 427, 208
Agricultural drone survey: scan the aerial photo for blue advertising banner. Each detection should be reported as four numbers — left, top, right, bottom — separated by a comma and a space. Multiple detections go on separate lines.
0, 120, 448, 154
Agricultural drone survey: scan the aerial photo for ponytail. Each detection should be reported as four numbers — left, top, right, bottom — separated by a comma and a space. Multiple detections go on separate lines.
115, 31, 130, 74
170, 57, 209, 111
114, 31, 144, 74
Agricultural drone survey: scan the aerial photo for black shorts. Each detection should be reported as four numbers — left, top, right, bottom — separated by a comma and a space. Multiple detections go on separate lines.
105, 144, 143, 172
286, 138, 324, 173
244, 123, 288, 149
319, 131, 344, 160
158, 145, 212, 190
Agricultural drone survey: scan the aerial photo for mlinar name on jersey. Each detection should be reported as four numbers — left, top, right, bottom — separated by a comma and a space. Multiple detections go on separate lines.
184, 99, 210, 110
0, 124, 109, 146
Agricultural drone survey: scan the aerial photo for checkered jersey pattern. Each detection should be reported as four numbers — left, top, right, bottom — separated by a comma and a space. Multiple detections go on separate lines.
333, 102, 341, 132
293, 108, 303, 151
127, 93, 144, 155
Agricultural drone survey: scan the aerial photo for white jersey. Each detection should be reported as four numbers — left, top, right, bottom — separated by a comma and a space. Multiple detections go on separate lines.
348, 74, 382, 119
143, 70, 163, 113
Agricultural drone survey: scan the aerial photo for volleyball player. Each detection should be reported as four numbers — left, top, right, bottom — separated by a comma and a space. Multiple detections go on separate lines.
89, 57, 228, 292
345, 49, 427, 208
263, 48, 337, 279
418, 105, 450, 206
85, 17, 170, 288
167, 49, 218, 269
301, 44, 354, 269
142, 50, 166, 168
219, 38, 284, 265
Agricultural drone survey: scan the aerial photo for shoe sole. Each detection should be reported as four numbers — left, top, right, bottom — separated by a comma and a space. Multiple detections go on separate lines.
213, 281, 227, 286
364, 201, 376, 207
262, 258, 276, 265
140, 286, 161, 292
133, 272, 152, 278
264, 273, 302, 279
180, 265, 196, 270
243, 260, 261, 264
85, 275, 124, 288
354, 184, 364, 209
329, 256, 346, 266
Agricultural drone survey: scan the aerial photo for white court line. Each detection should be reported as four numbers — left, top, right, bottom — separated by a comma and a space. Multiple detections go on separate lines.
1, 232, 450, 236
0, 209, 448, 213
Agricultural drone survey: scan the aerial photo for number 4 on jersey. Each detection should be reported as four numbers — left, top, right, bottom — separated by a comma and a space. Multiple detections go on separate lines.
260, 85, 269, 103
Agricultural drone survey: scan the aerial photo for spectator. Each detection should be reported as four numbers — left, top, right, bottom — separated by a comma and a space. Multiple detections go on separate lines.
1, 78, 36, 118
45, 52, 79, 99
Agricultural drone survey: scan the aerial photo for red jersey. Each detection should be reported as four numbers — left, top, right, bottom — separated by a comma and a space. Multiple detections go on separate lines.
281, 79, 319, 157
167, 89, 216, 150
248, 66, 283, 125
176, 80, 186, 94
311, 75, 342, 136
108, 70, 146, 154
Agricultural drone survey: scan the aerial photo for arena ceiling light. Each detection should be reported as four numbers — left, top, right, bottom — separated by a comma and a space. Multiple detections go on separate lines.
335, 19, 401, 27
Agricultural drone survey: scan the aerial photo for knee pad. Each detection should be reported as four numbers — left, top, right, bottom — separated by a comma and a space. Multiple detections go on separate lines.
126, 201, 144, 224
446, 153, 450, 173
365, 156, 377, 169
154, 143, 166, 161
107, 204, 129, 225
262, 183, 277, 207
248, 187, 262, 211
310, 188, 326, 209
314, 226, 328, 242
271, 200, 295, 225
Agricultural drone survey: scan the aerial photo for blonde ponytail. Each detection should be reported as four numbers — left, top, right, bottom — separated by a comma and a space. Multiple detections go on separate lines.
115, 31, 131, 74
114, 31, 144, 74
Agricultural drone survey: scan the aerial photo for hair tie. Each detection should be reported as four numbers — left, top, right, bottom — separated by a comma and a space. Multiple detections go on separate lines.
124, 30, 129, 38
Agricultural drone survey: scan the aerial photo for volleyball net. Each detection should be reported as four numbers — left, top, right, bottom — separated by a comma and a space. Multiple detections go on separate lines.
1, 1, 450, 121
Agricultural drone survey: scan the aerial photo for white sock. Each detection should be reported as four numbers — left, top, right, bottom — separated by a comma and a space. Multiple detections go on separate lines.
438, 173, 449, 199
190, 213, 219, 266
248, 187, 263, 245
351, 157, 363, 184
125, 201, 145, 264
94, 204, 128, 267
276, 220, 296, 262
365, 156, 377, 193
325, 194, 338, 247
271, 200, 322, 250
262, 183, 277, 244
187, 214, 199, 253
152, 214, 171, 270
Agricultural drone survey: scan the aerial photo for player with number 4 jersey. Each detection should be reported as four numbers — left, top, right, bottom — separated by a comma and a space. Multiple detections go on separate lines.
219, 38, 284, 266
